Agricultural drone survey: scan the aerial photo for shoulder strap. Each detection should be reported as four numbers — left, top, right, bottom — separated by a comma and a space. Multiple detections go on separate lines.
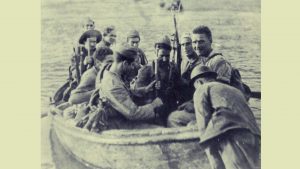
208, 53, 223, 61
152, 60, 155, 71
99, 63, 112, 83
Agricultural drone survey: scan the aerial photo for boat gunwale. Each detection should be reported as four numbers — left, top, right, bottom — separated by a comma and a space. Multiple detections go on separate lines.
51, 113, 201, 145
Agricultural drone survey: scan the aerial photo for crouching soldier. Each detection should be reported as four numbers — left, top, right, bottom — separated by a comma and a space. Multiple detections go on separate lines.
80, 44, 164, 130
191, 65, 260, 169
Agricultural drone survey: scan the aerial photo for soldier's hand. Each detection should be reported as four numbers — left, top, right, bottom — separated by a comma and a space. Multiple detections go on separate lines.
155, 80, 161, 90
83, 110, 99, 130
177, 101, 194, 113
152, 97, 164, 108
145, 80, 156, 93
89, 105, 98, 112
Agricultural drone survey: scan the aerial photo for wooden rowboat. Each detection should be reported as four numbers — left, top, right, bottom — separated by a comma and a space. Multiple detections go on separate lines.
49, 106, 211, 169
48, 79, 260, 169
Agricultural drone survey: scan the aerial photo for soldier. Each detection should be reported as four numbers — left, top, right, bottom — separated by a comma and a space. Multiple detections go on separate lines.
68, 47, 113, 105
78, 17, 102, 45
180, 32, 202, 101
133, 35, 183, 125
126, 30, 148, 65
78, 17, 102, 69
97, 44, 164, 129
192, 25, 251, 100
97, 25, 116, 48
191, 65, 260, 169
167, 33, 200, 127
192, 25, 232, 84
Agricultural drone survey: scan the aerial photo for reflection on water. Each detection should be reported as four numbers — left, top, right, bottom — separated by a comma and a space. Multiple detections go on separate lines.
42, 0, 260, 168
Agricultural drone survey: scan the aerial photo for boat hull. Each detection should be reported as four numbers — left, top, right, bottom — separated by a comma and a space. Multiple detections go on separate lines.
51, 114, 210, 169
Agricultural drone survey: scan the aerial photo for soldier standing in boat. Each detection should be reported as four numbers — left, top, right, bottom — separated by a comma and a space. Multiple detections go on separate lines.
97, 44, 164, 129
133, 35, 183, 125
126, 30, 148, 66
190, 65, 260, 169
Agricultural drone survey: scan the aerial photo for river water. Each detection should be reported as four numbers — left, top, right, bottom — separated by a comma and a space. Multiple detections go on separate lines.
41, 0, 260, 168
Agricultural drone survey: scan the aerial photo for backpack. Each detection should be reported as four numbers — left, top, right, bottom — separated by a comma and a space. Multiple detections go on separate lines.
208, 53, 251, 100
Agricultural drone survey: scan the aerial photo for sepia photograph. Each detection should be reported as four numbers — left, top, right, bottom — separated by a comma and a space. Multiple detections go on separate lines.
41, 0, 261, 168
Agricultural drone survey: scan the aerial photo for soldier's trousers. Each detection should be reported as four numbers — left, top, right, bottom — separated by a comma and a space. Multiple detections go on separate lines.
204, 129, 260, 169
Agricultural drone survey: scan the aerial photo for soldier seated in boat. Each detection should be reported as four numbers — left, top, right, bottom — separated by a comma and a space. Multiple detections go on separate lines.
74, 43, 156, 131
95, 44, 164, 130
77, 17, 102, 69
191, 65, 260, 169
68, 46, 113, 105
167, 33, 201, 127
132, 35, 184, 126
126, 30, 148, 66
97, 25, 116, 49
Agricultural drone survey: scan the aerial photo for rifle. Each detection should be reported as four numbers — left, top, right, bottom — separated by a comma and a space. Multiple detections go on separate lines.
154, 58, 159, 97
172, 9, 182, 75
74, 45, 82, 83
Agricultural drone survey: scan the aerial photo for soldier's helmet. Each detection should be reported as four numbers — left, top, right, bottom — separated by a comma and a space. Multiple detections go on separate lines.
190, 65, 217, 85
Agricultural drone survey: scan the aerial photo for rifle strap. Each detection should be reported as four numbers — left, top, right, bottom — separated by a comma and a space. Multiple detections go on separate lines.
99, 63, 112, 83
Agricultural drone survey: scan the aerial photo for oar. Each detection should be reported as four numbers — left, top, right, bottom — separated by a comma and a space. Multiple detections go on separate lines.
250, 91, 261, 99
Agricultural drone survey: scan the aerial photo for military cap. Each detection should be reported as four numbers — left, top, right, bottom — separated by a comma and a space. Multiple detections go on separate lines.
154, 35, 172, 50
190, 65, 217, 85
78, 30, 102, 44
180, 32, 192, 44
115, 42, 137, 57
127, 30, 140, 39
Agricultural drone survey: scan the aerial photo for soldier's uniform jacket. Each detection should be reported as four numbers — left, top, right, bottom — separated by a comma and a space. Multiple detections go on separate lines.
180, 51, 202, 101
71, 66, 98, 94
99, 70, 159, 122
135, 47, 148, 66
200, 50, 232, 84
193, 81, 260, 144
133, 60, 183, 108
